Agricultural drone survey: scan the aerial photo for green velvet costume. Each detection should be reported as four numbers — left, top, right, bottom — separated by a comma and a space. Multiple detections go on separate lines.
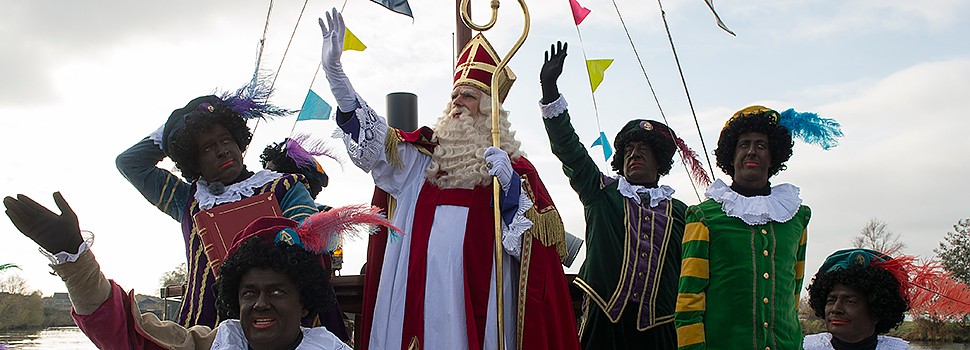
675, 180, 810, 350
542, 96, 686, 349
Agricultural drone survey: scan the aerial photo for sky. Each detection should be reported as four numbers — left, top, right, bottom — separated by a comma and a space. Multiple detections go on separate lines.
1, 0, 968, 298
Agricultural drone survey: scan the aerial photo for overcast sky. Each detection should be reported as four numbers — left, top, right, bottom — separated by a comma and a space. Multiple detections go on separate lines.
1, 0, 968, 297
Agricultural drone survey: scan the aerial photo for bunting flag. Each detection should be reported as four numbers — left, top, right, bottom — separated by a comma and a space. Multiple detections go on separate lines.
703, 0, 736, 36
370, 0, 413, 18
343, 27, 367, 52
296, 90, 333, 121
586, 59, 614, 93
590, 131, 613, 161
569, 0, 591, 25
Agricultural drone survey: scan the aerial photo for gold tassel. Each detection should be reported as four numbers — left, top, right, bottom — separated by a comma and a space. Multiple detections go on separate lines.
384, 128, 403, 170
525, 206, 568, 263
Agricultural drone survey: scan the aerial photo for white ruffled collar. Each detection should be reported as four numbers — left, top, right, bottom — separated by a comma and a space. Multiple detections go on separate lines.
615, 176, 674, 208
705, 179, 802, 225
211, 319, 350, 349
195, 170, 283, 210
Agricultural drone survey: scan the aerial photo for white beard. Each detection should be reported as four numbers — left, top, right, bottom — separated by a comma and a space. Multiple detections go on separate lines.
425, 103, 523, 189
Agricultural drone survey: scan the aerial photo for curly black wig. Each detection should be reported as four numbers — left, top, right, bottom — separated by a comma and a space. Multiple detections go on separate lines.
714, 111, 794, 178
260, 142, 324, 198
807, 264, 910, 334
610, 121, 677, 177
168, 109, 253, 181
215, 238, 334, 322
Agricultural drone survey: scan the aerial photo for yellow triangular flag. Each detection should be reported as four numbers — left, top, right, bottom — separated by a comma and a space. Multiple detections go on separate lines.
343, 27, 367, 52
586, 59, 614, 93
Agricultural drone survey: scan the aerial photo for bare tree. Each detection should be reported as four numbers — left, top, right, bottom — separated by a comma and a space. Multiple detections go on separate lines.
935, 218, 970, 285
159, 262, 187, 289
851, 218, 905, 254
0, 274, 34, 295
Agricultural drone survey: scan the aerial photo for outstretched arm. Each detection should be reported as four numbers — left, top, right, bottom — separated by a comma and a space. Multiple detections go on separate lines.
319, 7, 360, 115
540, 41, 567, 104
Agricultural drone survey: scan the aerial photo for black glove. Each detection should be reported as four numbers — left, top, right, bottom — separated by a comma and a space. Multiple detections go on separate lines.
3, 192, 83, 255
540, 41, 568, 104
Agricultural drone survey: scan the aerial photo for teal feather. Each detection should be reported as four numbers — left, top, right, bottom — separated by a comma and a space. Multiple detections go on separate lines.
778, 108, 844, 150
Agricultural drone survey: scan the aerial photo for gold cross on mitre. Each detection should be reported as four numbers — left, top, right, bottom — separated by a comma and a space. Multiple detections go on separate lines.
453, 33, 517, 103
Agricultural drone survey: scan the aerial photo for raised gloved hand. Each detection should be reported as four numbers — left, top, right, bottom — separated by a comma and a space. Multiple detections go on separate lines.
318, 7, 359, 112
484, 147, 514, 193
3, 192, 83, 255
539, 41, 568, 104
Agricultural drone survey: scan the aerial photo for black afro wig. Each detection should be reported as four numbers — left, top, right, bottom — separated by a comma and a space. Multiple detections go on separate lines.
714, 111, 793, 178
807, 264, 910, 334
610, 120, 677, 178
215, 238, 334, 322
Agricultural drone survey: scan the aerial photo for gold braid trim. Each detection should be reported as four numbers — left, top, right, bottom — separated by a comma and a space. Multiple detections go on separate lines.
519, 176, 568, 262
385, 127, 403, 170
524, 205, 568, 262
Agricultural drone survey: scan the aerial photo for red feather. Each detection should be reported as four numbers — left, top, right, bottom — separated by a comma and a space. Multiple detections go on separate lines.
657, 128, 711, 188
296, 204, 402, 254
874, 256, 970, 321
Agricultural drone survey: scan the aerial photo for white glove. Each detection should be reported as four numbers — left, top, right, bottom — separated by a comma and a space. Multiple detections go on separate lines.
318, 8, 359, 112
485, 147, 514, 192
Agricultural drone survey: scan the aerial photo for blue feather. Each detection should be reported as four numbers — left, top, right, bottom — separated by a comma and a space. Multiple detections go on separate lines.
778, 108, 844, 150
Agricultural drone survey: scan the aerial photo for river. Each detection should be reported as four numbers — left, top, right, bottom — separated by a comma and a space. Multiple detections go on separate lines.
1, 327, 968, 349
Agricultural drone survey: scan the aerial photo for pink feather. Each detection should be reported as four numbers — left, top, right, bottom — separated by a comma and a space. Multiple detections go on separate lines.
291, 132, 347, 170
296, 204, 402, 254
657, 128, 712, 188
874, 256, 970, 321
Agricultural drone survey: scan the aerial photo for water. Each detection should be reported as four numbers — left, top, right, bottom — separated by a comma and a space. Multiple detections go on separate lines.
0, 327, 967, 349
0, 327, 96, 349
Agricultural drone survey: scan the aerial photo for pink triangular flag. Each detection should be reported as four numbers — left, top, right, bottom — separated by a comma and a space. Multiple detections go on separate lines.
569, 0, 591, 25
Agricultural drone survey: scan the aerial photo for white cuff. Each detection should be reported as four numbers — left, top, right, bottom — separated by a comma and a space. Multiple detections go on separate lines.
149, 124, 165, 150
501, 182, 534, 259
539, 94, 567, 119
331, 95, 388, 173
42, 230, 95, 265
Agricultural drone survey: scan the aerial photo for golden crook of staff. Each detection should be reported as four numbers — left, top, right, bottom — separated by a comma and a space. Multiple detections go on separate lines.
459, 0, 530, 349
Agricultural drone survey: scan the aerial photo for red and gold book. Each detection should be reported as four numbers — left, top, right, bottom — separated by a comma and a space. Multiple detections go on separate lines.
193, 192, 282, 277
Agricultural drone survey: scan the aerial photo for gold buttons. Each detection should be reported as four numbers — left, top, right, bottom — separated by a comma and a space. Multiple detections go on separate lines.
763, 250, 769, 257
761, 229, 768, 235
766, 347, 771, 350
763, 273, 770, 279
763, 297, 769, 304
638, 272, 645, 278
763, 322, 769, 328
640, 252, 647, 258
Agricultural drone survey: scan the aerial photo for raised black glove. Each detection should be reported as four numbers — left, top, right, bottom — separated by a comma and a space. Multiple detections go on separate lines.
540, 41, 568, 104
3, 192, 83, 254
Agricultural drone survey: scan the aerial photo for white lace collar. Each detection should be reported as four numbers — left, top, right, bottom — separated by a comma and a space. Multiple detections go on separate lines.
195, 170, 283, 210
802, 333, 909, 350
705, 179, 802, 225
211, 319, 350, 349
615, 176, 675, 208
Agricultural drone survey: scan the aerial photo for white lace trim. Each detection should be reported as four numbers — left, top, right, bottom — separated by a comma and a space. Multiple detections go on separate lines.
502, 181, 534, 259
615, 176, 675, 208
211, 319, 351, 350
539, 94, 567, 119
802, 333, 909, 350
331, 94, 388, 173
149, 123, 165, 150
44, 230, 95, 265
195, 170, 283, 210
705, 179, 802, 225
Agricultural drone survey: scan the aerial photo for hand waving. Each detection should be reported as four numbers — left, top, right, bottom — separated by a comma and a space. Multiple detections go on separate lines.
319, 7, 346, 73
3, 192, 83, 254
540, 41, 568, 104
540, 41, 568, 85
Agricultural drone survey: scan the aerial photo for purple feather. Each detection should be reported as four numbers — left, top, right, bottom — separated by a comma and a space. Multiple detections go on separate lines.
284, 138, 317, 170
291, 132, 347, 168
218, 74, 294, 120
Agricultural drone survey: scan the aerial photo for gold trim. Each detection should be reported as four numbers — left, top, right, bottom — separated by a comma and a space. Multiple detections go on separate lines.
516, 227, 534, 350
520, 177, 567, 260
407, 336, 420, 350
385, 127, 403, 169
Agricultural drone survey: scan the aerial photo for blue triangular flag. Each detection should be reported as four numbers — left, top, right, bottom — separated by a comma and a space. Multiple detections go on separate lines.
590, 131, 613, 161
370, 0, 413, 17
296, 90, 332, 121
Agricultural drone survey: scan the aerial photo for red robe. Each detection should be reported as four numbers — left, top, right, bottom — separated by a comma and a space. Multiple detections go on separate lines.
357, 127, 579, 350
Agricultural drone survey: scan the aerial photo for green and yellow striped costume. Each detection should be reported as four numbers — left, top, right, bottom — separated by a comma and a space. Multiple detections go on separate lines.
675, 198, 809, 350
